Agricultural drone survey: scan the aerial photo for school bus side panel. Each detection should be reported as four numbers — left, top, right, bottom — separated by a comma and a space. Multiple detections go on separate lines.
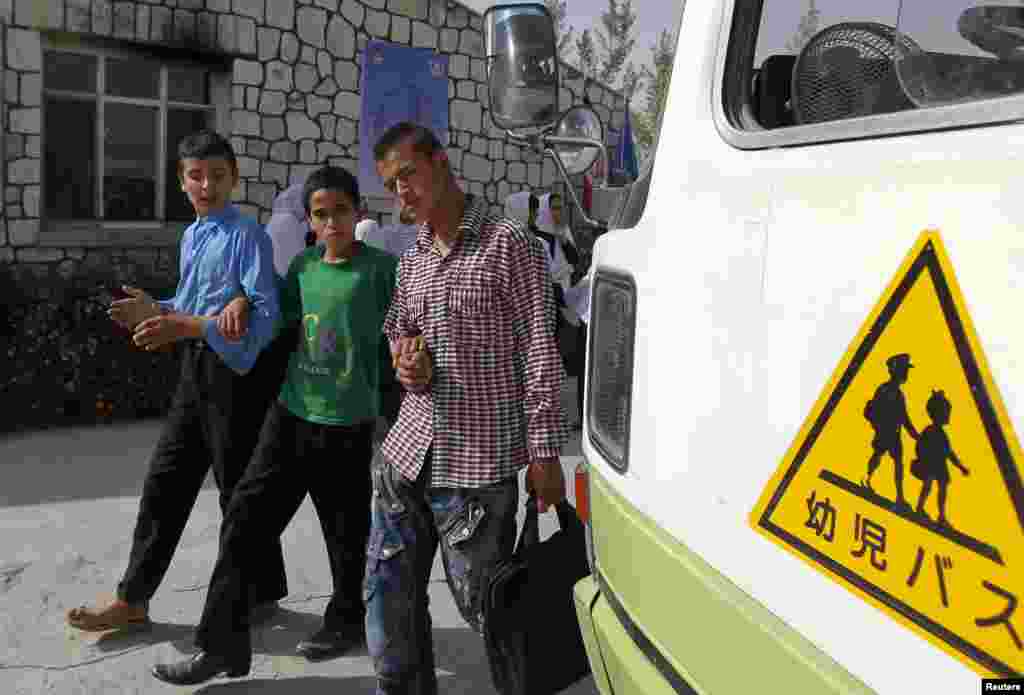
582, 0, 1023, 690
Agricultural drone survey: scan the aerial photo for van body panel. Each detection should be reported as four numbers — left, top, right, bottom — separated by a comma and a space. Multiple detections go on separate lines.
591, 590, 680, 695
574, 575, 616, 695
585, 464, 876, 694
581, 0, 1022, 690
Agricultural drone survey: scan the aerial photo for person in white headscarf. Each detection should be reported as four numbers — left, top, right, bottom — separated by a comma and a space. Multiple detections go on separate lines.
363, 198, 419, 258
503, 189, 531, 225
503, 190, 578, 327
531, 193, 576, 324
354, 198, 381, 243
538, 192, 592, 429
537, 192, 578, 264
266, 183, 312, 279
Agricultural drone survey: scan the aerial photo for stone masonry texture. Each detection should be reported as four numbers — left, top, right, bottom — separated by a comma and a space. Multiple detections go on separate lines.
1, 0, 626, 430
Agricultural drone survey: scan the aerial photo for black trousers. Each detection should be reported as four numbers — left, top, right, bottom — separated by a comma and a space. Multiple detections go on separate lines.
116, 337, 290, 605
194, 402, 376, 657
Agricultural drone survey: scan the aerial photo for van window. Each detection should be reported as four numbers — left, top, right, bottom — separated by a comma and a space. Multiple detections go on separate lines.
736, 0, 1024, 132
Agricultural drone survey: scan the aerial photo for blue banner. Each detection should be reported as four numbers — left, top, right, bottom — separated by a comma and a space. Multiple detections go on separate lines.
359, 40, 450, 197
609, 108, 639, 182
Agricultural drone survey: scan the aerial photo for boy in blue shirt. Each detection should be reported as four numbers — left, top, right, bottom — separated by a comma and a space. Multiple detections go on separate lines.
67, 130, 288, 631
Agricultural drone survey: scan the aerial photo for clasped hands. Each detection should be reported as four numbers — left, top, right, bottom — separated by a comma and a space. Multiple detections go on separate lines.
108, 285, 249, 351
392, 335, 433, 392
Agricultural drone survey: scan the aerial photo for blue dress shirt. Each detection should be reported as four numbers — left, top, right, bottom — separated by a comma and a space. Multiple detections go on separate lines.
158, 204, 280, 375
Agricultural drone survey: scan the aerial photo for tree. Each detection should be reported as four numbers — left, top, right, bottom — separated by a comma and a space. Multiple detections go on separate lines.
575, 28, 598, 81
596, 0, 638, 87
634, 28, 675, 153
544, 0, 574, 62
620, 62, 642, 106
786, 0, 820, 53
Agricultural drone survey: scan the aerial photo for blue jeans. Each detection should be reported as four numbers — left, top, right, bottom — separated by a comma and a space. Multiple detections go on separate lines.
364, 450, 519, 695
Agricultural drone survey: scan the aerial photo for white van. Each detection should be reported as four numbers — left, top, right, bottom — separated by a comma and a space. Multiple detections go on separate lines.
485, 1, 1024, 692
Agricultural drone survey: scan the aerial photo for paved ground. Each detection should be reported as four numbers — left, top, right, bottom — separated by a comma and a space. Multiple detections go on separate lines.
0, 380, 597, 694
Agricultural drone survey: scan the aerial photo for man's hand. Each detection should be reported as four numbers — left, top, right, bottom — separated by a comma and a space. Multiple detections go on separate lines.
108, 285, 161, 330
393, 336, 432, 393
527, 458, 566, 512
133, 314, 208, 351
218, 295, 250, 342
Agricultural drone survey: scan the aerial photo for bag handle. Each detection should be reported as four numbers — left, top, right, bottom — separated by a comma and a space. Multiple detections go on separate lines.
516, 497, 583, 556
515, 495, 541, 555
555, 499, 582, 535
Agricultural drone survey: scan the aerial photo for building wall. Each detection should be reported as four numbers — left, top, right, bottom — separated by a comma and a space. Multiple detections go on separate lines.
0, 0, 624, 431
0, 0, 626, 286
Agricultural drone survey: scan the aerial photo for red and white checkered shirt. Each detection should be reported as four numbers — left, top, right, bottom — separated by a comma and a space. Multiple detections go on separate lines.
380, 195, 570, 488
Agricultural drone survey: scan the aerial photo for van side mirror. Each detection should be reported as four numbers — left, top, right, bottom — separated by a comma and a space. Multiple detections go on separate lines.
552, 105, 604, 175
484, 3, 626, 232
484, 3, 560, 130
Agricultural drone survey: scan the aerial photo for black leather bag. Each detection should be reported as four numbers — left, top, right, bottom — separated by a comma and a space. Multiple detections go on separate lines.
483, 497, 592, 695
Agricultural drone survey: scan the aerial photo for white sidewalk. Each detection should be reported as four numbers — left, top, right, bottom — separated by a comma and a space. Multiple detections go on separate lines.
0, 378, 596, 695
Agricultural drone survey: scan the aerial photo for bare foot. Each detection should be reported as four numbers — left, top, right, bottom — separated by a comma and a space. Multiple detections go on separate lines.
67, 597, 149, 631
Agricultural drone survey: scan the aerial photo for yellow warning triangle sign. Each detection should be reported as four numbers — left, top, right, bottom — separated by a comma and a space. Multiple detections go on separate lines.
751, 231, 1023, 678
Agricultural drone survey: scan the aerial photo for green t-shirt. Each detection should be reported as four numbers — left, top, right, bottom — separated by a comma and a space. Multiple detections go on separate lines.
277, 243, 398, 426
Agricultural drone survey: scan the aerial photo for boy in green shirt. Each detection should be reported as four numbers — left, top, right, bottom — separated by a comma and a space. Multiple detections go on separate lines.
153, 166, 398, 685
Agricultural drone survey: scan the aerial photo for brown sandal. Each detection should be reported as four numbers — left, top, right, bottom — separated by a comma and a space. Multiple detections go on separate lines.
67, 599, 150, 632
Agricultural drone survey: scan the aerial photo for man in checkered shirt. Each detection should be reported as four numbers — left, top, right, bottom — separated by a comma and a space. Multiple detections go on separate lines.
366, 122, 570, 695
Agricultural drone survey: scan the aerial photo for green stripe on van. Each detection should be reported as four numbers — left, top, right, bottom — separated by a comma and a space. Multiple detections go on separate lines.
590, 466, 877, 694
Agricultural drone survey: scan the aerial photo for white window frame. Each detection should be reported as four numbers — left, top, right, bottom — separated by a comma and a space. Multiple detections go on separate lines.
39, 34, 230, 246
714, 0, 1024, 150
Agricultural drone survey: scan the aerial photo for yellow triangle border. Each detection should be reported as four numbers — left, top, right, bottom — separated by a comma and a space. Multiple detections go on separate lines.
749, 229, 1024, 678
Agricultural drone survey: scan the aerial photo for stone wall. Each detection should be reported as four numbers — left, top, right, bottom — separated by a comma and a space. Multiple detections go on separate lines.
1, 0, 625, 286
0, 0, 625, 430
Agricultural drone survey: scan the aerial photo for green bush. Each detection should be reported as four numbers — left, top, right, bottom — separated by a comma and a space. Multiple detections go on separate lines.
0, 262, 182, 434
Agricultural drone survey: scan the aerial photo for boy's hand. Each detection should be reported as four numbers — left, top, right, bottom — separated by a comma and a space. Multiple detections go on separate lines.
218, 295, 250, 342
108, 285, 161, 330
393, 336, 432, 392
527, 458, 567, 512
133, 314, 208, 351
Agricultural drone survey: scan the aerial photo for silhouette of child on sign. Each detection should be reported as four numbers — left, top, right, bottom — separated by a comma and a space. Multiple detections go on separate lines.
912, 389, 969, 527
863, 353, 920, 508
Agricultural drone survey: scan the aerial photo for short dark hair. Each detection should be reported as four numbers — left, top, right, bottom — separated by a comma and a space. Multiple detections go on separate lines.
373, 122, 443, 162
528, 193, 540, 212
177, 130, 237, 175
302, 165, 360, 216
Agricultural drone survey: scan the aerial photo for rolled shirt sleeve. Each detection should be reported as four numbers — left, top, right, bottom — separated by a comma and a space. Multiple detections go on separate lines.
204, 226, 281, 374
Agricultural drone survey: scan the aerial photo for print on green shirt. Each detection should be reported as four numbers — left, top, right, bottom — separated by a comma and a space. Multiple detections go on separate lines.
300, 313, 355, 380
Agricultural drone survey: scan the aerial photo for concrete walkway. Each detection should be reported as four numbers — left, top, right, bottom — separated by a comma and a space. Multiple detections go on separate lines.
0, 379, 597, 695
